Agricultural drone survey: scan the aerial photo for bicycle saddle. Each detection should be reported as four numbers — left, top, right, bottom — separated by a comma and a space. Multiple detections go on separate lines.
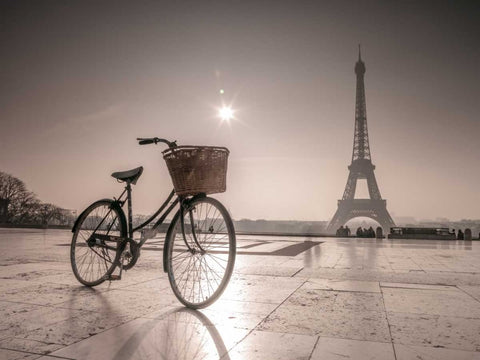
111, 166, 144, 185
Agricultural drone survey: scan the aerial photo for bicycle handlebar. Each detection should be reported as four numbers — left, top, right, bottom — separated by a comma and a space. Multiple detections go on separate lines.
137, 137, 177, 148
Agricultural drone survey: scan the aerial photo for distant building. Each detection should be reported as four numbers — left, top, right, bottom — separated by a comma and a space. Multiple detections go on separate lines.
389, 227, 456, 240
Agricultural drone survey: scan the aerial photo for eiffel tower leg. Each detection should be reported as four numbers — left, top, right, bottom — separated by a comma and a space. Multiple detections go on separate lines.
366, 170, 382, 200
326, 206, 351, 234
374, 207, 396, 232
342, 172, 358, 200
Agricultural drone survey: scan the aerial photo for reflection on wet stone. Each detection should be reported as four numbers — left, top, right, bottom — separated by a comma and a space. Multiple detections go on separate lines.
48, 308, 248, 360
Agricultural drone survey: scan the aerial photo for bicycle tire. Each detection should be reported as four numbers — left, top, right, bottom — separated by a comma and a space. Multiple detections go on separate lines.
70, 199, 126, 286
166, 196, 236, 309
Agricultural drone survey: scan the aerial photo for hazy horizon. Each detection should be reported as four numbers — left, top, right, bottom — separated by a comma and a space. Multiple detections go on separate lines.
1, 1, 479, 223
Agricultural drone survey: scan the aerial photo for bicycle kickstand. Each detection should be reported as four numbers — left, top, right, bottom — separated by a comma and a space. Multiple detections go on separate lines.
107, 252, 126, 281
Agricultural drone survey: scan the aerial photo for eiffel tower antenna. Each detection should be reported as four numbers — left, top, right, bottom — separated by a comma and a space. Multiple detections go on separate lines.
326, 48, 395, 234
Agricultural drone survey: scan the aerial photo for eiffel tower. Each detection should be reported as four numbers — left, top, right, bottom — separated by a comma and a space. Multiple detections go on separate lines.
326, 47, 395, 234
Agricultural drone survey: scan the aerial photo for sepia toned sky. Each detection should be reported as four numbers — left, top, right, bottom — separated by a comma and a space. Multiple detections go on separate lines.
1, 1, 479, 222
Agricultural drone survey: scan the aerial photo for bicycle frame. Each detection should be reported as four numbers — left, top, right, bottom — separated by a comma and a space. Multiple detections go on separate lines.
113, 184, 179, 246
98, 182, 206, 250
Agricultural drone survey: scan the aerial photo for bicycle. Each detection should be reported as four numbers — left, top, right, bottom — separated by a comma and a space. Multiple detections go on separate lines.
70, 137, 236, 309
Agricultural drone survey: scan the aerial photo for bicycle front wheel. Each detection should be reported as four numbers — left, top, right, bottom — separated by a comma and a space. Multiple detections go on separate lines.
71, 200, 126, 286
166, 196, 236, 309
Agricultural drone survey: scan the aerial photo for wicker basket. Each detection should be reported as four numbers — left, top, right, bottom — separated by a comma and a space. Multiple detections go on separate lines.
162, 146, 229, 196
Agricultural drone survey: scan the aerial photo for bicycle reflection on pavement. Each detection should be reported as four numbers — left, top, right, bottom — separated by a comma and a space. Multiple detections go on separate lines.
112, 307, 231, 360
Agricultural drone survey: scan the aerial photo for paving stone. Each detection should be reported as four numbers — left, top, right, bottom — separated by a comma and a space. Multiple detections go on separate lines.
234, 255, 289, 267
225, 330, 317, 360
383, 287, 480, 318
234, 265, 303, 277
311, 337, 395, 359
0, 304, 89, 340
304, 278, 381, 292
221, 275, 304, 304
0, 302, 44, 340
0, 280, 44, 294
380, 282, 455, 291
394, 343, 480, 359
0, 348, 44, 360
113, 276, 171, 291
388, 312, 480, 352
259, 305, 391, 342
143, 304, 267, 330
0, 282, 102, 306
458, 285, 480, 302
285, 288, 337, 310
0, 264, 68, 280
0, 337, 62, 356
55, 288, 178, 315
206, 299, 277, 315
332, 291, 385, 312
18, 311, 134, 346
286, 288, 385, 313
304, 267, 480, 286
200, 310, 265, 330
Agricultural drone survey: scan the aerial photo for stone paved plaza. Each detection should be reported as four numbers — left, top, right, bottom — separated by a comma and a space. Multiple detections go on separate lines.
1, 228, 480, 359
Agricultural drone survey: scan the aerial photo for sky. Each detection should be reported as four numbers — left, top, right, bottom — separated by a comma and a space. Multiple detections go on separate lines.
1, 0, 479, 222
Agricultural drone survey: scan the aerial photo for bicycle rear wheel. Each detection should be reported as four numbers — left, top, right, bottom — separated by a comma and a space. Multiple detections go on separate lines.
71, 200, 126, 286
166, 196, 236, 309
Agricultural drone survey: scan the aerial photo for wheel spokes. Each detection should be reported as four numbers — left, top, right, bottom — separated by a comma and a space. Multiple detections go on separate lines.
170, 200, 233, 305
73, 203, 122, 285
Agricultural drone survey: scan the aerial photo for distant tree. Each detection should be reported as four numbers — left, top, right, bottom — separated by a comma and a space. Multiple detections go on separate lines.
56, 209, 75, 226
0, 171, 39, 223
9, 191, 40, 224
34, 203, 63, 227
0, 171, 71, 227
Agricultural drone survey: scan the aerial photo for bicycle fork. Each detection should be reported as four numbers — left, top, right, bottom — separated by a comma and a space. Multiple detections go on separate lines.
180, 199, 205, 254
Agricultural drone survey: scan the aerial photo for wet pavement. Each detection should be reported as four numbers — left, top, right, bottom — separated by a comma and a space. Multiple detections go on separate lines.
1, 228, 480, 359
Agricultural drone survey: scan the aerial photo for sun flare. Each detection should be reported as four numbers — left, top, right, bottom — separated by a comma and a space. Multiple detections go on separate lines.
218, 106, 234, 121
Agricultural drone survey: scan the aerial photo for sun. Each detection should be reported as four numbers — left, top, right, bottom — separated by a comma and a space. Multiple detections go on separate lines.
218, 106, 234, 121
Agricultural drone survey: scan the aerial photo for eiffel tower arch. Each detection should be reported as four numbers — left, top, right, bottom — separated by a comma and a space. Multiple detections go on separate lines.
326, 47, 395, 234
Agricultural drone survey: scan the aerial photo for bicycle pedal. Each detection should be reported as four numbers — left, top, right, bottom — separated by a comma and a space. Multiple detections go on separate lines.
107, 274, 121, 281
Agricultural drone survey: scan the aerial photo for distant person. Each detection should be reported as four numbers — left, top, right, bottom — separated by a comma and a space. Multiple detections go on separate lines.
457, 229, 464, 240
363, 228, 369, 238
356, 227, 363, 237
464, 228, 472, 240
345, 225, 351, 236
368, 226, 375, 238
336, 226, 344, 236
